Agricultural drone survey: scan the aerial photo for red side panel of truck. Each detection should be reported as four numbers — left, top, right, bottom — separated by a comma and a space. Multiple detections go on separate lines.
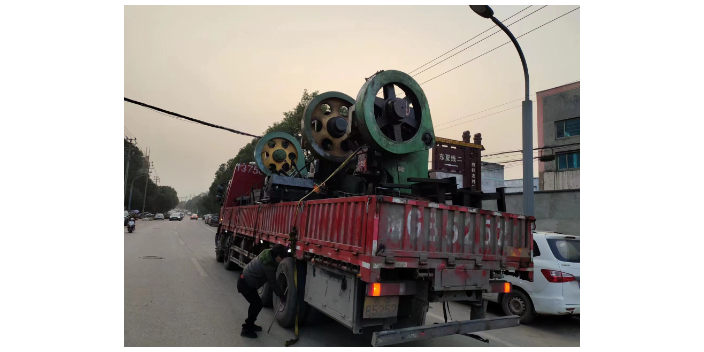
222, 195, 534, 289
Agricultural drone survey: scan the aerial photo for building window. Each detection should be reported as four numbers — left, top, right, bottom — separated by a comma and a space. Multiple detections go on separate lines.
557, 151, 579, 170
556, 117, 579, 139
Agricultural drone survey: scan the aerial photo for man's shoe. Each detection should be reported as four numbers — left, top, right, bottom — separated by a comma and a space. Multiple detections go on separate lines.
240, 329, 258, 338
242, 323, 262, 332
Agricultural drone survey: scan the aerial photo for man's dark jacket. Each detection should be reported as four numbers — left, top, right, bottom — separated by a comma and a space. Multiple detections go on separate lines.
242, 249, 285, 296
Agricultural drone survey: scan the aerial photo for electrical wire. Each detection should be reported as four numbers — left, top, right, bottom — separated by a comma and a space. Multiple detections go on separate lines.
419, 7, 581, 86
124, 98, 262, 139
408, 5, 534, 75
437, 105, 522, 131
435, 95, 533, 127
412, 6, 548, 77
482, 143, 581, 158
435, 79, 580, 127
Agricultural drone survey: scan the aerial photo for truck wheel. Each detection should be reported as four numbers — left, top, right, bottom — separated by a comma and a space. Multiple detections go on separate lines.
258, 281, 273, 307
501, 290, 536, 324
223, 236, 238, 271
275, 257, 300, 328
215, 233, 224, 263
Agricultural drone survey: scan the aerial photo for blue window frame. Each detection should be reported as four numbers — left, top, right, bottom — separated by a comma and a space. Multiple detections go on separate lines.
557, 152, 579, 170
556, 118, 580, 139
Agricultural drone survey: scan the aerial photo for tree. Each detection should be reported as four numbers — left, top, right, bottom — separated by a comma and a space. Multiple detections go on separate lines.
124, 138, 179, 213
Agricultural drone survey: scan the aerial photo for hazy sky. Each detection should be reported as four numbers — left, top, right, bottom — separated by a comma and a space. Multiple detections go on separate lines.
124, 5, 580, 198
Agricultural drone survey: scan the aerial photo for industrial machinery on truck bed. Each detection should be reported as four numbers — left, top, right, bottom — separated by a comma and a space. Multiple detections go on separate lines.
213, 70, 534, 346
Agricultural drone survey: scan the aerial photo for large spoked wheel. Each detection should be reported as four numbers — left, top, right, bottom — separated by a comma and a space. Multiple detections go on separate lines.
301, 91, 358, 163
254, 132, 307, 176
354, 70, 434, 154
501, 290, 536, 324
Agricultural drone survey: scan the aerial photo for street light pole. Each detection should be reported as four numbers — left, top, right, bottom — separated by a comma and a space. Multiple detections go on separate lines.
470, 5, 534, 216
128, 174, 147, 212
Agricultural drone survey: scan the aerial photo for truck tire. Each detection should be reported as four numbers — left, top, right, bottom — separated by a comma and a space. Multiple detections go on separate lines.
275, 257, 301, 328
501, 289, 536, 324
258, 281, 273, 307
223, 236, 238, 271
215, 233, 225, 263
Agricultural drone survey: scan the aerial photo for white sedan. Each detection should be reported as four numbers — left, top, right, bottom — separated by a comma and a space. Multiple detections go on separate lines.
483, 231, 580, 323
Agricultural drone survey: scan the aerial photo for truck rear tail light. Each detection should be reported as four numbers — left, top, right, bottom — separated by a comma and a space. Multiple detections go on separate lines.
541, 269, 576, 283
504, 282, 511, 293
366, 282, 416, 296
371, 283, 381, 296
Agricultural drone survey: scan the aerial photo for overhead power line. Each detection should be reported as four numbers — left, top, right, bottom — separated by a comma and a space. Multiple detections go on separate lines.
419, 7, 581, 86
437, 105, 522, 131
435, 78, 578, 128
408, 5, 534, 75
482, 143, 580, 158
435, 96, 531, 127
412, 6, 548, 77
124, 98, 262, 139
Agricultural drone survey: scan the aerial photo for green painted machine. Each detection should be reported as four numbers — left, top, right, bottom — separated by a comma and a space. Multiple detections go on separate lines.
252, 70, 439, 200
305, 70, 435, 194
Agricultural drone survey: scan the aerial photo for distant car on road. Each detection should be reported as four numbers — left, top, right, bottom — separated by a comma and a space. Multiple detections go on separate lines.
154, 213, 164, 220
203, 214, 211, 222
483, 231, 580, 323
187, 212, 192, 216
208, 215, 219, 227
191, 214, 198, 220
170, 213, 182, 221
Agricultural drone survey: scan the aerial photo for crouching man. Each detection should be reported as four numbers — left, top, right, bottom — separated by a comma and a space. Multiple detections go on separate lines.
237, 244, 287, 338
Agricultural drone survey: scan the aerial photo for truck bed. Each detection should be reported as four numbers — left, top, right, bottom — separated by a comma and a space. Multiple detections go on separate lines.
220, 195, 534, 287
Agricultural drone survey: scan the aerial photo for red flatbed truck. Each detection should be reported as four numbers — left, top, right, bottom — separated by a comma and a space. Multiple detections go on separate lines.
213, 163, 534, 346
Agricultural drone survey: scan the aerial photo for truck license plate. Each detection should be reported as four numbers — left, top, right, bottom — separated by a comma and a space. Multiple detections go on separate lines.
363, 296, 399, 319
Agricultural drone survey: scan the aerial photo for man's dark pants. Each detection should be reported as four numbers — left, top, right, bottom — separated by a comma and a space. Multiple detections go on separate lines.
237, 274, 262, 326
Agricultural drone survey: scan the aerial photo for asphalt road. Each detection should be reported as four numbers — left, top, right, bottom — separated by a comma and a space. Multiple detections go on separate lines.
124, 218, 580, 347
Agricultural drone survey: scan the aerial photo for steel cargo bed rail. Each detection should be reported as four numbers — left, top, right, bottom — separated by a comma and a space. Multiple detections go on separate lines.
371, 315, 520, 347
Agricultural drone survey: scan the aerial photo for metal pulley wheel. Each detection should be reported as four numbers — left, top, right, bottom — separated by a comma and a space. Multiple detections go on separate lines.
354, 70, 435, 154
254, 132, 307, 176
301, 91, 359, 163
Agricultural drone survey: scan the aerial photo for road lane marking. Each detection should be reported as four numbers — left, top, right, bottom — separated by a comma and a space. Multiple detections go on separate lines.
179, 238, 185, 245
426, 312, 518, 347
199, 219, 217, 233
191, 258, 208, 277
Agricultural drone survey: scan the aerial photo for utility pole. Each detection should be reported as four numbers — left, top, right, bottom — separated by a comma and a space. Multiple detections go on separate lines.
124, 137, 137, 204
142, 148, 153, 214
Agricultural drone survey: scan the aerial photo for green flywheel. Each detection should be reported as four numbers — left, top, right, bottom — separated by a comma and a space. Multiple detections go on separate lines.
354, 70, 435, 155
254, 132, 307, 176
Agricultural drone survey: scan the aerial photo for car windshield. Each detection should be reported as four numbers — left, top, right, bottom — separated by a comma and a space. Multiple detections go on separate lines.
546, 238, 580, 263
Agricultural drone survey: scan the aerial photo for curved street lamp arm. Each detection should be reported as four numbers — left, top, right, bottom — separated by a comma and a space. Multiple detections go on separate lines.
490, 17, 529, 100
